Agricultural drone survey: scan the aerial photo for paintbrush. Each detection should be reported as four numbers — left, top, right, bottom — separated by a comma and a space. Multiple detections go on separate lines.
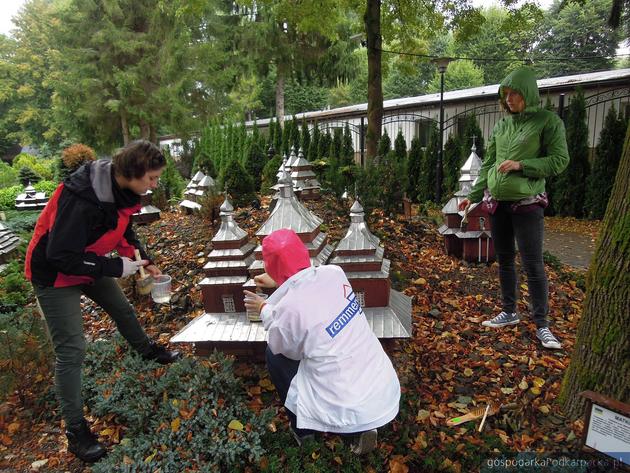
446, 403, 500, 427
134, 249, 154, 295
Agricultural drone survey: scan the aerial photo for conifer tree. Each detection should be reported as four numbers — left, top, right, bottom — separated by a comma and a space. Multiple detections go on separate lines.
261, 154, 283, 194
377, 129, 391, 158
301, 119, 311, 160
193, 124, 216, 177
267, 119, 276, 152
394, 130, 407, 161
18, 167, 41, 186
308, 124, 320, 162
290, 117, 301, 153
218, 157, 256, 207
442, 133, 463, 197
553, 88, 590, 217
244, 137, 267, 190
156, 149, 186, 204
418, 123, 439, 202
584, 106, 627, 219
273, 118, 283, 155
330, 128, 344, 162
342, 123, 354, 166
318, 131, 332, 161
407, 137, 423, 202
324, 128, 342, 195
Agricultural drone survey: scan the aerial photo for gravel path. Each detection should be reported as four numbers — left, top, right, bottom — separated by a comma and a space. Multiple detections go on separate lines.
543, 229, 596, 269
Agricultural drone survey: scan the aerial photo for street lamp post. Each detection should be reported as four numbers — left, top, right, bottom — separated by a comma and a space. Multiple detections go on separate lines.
433, 57, 451, 203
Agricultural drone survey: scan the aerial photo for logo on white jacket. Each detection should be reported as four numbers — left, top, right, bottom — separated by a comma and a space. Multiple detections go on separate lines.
325, 285, 362, 338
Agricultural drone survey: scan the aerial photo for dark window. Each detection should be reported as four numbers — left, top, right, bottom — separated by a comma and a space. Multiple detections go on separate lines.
415, 119, 433, 147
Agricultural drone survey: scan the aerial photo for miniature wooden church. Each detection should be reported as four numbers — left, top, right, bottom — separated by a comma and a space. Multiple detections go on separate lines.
180, 171, 215, 213
290, 148, 321, 201
438, 143, 494, 263
132, 190, 161, 224
0, 223, 20, 264
15, 183, 47, 211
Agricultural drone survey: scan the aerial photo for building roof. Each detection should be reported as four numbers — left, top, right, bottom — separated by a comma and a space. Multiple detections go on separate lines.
242, 68, 630, 125
213, 196, 248, 242
333, 199, 381, 253
256, 171, 322, 236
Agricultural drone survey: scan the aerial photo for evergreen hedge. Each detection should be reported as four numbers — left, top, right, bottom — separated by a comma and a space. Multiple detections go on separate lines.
218, 158, 256, 207
584, 105, 627, 219
551, 88, 590, 217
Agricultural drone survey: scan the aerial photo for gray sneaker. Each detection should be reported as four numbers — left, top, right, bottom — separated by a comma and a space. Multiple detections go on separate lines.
536, 327, 562, 349
482, 311, 520, 328
350, 429, 378, 455
291, 428, 315, 447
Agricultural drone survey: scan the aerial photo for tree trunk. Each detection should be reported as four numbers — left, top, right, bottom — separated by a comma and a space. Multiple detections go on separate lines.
140, 120, 151, 140
120, 110, 130, 146
560, 123, 630, 418
275, 69, 285, 128
364, 0, 382, 163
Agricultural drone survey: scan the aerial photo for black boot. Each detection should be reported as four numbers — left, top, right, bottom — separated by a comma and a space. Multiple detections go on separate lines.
143, 340, 181, 364
66, 419, 107, 463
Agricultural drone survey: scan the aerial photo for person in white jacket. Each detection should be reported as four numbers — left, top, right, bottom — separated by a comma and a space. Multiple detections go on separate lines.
244, 228, 400, 455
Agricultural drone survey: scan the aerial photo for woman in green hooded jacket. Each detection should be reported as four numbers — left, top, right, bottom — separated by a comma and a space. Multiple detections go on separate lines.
459, 67, 569, 349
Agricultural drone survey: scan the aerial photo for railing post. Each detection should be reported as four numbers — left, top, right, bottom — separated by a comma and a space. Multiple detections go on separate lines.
558, 93, 565, 120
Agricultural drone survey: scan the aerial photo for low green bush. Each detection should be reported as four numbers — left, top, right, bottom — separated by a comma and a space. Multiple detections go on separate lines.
34, 180, 59, 197
12, 152, 55, 181
83, 338, 273, 472
0, 161, 18, 187
0, 185, 24, 210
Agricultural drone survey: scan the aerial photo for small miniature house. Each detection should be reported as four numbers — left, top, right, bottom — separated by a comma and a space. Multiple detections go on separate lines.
15, 183, 47, 211
132, 190, 161, 224
0, 223, 20, 264
290, 148, 321, 201
180, 171, 216, 213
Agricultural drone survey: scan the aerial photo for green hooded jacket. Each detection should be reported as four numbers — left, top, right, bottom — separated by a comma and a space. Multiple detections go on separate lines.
468, 67, 569, 203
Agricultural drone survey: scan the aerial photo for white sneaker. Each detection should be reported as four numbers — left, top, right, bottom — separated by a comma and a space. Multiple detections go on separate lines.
536, 327, 562, 349
350, 429, 378, 455
481, 311, 520, 328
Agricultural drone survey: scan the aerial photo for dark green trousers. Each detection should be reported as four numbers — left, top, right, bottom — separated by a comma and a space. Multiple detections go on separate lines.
35, 277, 152, 426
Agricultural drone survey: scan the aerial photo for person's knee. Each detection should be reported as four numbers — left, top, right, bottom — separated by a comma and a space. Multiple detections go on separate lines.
55, 340, 86, 367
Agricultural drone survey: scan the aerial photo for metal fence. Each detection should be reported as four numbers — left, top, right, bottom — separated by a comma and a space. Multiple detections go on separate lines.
306, 85, 630, 165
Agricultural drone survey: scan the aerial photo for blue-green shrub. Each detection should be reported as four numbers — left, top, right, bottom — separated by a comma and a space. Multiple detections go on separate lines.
84, 338, 273, 472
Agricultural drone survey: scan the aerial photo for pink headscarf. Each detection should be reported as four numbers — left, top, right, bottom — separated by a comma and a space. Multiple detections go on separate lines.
262, 228, 311, 286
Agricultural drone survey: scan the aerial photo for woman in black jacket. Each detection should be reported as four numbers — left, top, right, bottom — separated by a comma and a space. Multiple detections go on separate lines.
26, 140, 180, 462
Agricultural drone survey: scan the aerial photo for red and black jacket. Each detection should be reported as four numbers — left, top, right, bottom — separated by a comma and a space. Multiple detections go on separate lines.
25, 160, 149, 288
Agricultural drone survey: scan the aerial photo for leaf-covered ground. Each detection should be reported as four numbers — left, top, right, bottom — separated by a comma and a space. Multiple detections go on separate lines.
1, 197, 602, 472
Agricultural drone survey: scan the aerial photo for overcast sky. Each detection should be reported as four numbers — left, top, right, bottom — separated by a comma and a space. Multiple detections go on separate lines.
0, 0, 625, 52
0, 0, 558, 37
0, 0, 26, 37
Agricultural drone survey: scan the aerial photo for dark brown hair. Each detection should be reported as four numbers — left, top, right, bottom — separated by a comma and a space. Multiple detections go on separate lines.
112, 140, 166, 179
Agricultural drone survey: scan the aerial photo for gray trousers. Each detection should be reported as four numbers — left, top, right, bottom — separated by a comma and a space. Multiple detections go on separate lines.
35, 277, 151, 426
490, 202, 549, 328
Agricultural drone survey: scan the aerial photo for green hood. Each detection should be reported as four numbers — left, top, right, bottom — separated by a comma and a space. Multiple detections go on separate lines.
499, 67, 540, 114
